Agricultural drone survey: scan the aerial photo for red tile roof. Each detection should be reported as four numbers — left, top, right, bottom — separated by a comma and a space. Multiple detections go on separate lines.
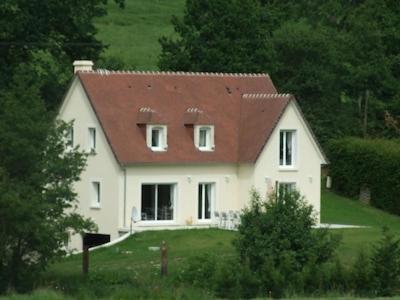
77, 71, 294, 165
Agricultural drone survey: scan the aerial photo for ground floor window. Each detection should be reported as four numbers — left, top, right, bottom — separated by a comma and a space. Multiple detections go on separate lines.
198, 183, 214, 220
278, 182, 296, 196
141, 184, 174, 221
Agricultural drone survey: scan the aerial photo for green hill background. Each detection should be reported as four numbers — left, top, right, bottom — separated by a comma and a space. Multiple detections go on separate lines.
95, 0, 185, 70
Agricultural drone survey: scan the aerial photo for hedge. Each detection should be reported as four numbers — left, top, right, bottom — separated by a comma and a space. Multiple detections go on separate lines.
328, 137, 400, 215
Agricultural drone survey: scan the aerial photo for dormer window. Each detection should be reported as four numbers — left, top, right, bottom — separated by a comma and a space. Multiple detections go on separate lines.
195, 125, 214, 151
151, 128, 161, 147
147, 125, 167, 151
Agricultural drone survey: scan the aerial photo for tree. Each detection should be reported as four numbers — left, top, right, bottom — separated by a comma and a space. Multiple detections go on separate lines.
159, 0, 400, 143
158, 0, 271, 72
0, 58, 96, 293
0, 0, 124, 109
264, 21, 360, 143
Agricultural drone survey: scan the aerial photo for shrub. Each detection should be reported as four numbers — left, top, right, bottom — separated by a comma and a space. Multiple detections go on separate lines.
214, 257, 260, 299
351, 250, 371, 296
328, 137, 400, 215
235, 188, 339, 272
370, 227, 400, 296
233, 188, 340, 298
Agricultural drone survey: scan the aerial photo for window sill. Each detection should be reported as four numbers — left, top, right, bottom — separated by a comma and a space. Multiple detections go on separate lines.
90, 205, 101, 210
278, 167, 298, 172
150, 147, 167, 152
197, 147, 214, 152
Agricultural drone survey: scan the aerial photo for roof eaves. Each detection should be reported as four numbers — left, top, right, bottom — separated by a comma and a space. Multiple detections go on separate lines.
291, 99, 329, 164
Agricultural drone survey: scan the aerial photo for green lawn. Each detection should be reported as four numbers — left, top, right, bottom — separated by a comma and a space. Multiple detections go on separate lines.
95, 0, 185, 70
3, 190, 400, 299
321, 189, 400, 264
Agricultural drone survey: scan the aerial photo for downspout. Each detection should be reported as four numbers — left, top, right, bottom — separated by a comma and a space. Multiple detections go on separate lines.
123, 167, 127, 228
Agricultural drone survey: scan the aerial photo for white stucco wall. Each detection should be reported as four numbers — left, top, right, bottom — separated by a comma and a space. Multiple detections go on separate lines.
250, 102, 324, 222
126, 164, 241, 229
59, 79, 123, 250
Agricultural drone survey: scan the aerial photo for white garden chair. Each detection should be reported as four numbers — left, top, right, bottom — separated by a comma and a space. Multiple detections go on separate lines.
213, 211, 221, 228
221, 211, 228, 229
233, 211, 241, 229
130, 206, 140, 233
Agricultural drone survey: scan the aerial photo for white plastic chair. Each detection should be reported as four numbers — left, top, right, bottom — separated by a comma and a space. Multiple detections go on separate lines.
228, 210, 236, 229
213, 211, 221, 228
233, 211, 240, 229
221, 211, 228, 229
130, 207, 140, 233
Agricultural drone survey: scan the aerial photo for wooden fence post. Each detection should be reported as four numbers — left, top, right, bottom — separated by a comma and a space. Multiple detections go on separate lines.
82, 246, 89, 275
161, 240, 168, 276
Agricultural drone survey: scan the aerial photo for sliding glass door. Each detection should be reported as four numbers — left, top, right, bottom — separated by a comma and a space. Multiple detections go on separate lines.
141, 184, 174, 221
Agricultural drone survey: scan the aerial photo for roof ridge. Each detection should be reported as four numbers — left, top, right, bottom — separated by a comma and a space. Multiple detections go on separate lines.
79, 69, 269, 78
242, 93, 292, 99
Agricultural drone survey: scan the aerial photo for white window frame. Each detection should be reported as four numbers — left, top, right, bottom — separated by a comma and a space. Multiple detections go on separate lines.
279, 130, 296, 168
198, 182, 215, 222
194, 125, 215, 151
140, 183, 177, 223
88, 127, 96, 153
91, 181, 101, 208
146, 125, 168, 151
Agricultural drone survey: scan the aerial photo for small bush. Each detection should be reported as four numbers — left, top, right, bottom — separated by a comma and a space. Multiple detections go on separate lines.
351, 250, 371, 296
370, 227, 400, 296
233, 188, 340, 298
214, 257, 260, 299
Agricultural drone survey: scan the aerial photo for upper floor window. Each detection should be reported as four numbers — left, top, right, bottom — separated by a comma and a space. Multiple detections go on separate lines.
147, 125, 167, 151
91, 181, 101, 208
279, 130, 296, 167
195, 125, 214, 151
88, 127, 96, 153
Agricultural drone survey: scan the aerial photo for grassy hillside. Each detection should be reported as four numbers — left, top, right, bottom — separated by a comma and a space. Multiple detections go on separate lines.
95, 0, 185, 70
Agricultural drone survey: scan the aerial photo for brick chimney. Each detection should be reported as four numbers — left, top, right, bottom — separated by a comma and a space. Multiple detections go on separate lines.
73, 60, 94, 73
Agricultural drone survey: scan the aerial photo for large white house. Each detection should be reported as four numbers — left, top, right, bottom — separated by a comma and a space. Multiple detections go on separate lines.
59, 61, 327, 250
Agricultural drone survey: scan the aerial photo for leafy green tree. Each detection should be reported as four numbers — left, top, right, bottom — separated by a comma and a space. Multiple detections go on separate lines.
0, 58, 96, 293
265, 21, 360, 143
0, 0, 124, 109
158, 0, 271, 72
159, 0, 400, 142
